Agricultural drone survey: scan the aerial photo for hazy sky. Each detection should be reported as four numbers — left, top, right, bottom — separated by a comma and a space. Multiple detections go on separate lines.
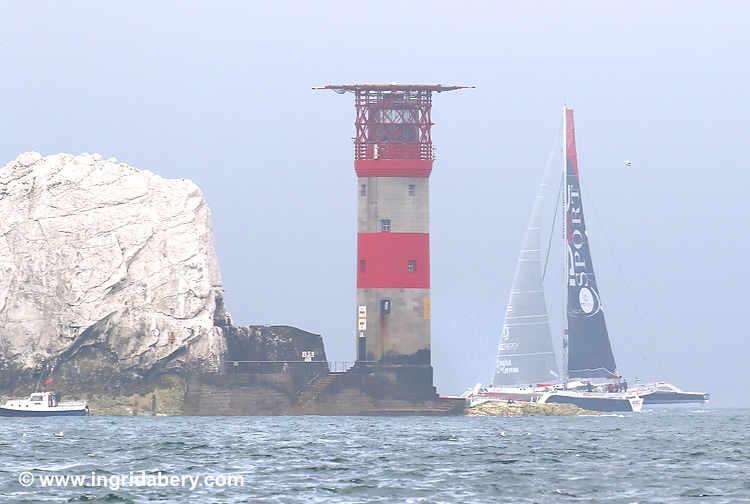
2, 1, 748, 406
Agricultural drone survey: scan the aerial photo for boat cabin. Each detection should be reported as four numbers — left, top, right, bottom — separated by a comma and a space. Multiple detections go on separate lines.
3, 391, 59, 409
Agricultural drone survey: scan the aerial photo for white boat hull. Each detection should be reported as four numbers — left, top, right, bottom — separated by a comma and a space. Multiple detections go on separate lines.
539, 390, 643, 413
0, 406, 88, 417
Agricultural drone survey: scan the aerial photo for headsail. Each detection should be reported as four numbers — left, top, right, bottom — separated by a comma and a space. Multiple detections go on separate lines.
494, 173, 560, 386
563, 108, 618, 379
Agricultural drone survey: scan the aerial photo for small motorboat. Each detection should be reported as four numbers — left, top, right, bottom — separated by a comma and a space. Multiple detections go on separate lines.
631, 382, 710, 405
0, 391, 89, 417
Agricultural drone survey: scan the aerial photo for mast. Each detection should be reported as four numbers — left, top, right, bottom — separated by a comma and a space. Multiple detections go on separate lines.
561, 106, 569, 383
562, 107, 618, 380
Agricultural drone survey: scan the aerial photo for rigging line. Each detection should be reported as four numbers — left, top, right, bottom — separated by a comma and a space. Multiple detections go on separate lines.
571, 158, 626, 370
535, 119, 563, 279
542, 171, 563, 282
581, 164, 665, 379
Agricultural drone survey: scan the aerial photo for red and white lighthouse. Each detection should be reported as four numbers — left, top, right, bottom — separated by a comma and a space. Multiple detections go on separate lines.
318, 83, 469, 397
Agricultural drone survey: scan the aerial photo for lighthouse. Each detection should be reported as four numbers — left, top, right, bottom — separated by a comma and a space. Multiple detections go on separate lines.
317, 83, 469, 399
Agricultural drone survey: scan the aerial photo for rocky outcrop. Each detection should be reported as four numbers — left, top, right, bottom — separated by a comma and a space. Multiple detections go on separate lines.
466, 401, 597, 416
221, 323, 327, 363
0, 152, 226, 387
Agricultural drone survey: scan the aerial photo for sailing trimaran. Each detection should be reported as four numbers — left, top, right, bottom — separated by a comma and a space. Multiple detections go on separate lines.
470, 107, 643, 412
468, 107, 708, 412
535, 107, 642, 412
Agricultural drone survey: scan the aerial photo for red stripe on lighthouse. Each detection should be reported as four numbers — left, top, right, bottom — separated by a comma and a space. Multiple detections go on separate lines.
357, 233, 430, 288
355, 160, 432, 178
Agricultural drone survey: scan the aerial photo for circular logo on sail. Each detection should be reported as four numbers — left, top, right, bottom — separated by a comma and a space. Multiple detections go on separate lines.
579, 287, 596, 314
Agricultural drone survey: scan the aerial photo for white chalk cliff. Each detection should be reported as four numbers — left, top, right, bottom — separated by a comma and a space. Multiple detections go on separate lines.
0, 152, 226, 378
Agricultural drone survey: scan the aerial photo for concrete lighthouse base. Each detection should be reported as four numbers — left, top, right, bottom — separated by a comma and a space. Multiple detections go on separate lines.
347, 363, 438, 402
184, 366, 463, 416
182, 362, 463, 416
179, 323, 462, 416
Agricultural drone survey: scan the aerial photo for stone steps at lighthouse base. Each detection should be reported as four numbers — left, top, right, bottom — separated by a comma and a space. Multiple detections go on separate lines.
183, 381, 292, 416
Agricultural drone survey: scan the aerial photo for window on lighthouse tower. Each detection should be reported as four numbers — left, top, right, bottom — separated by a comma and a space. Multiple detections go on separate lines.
408, 260, 417, 273
380, 219, 391, 232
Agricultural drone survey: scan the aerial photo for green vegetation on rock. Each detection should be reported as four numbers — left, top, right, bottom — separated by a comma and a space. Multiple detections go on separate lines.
85, 374, 186, 416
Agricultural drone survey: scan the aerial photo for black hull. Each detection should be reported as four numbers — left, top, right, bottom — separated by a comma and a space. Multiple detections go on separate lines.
0, 407, 88, 417
544, 394, 635, 412
641, 391, 709, 405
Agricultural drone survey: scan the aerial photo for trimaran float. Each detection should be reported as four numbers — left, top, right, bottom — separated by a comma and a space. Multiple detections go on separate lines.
466, 108, 708, 413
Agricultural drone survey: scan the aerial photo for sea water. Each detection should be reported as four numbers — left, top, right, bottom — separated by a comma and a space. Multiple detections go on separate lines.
0, 408, 747, 503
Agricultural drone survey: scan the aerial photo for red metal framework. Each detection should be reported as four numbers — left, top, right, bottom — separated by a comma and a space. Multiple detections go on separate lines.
353, 88, 433, 160
315, 84, 472, 161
